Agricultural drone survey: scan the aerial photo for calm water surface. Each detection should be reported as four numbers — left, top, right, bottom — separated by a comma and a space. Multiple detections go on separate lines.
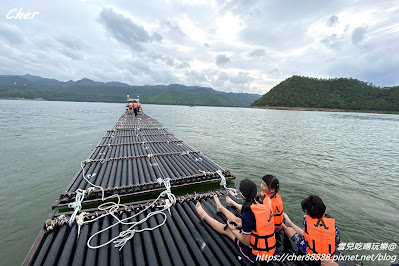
0, 100, 398, 265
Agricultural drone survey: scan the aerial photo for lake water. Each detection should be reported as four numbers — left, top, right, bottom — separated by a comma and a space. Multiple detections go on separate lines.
0, 100, 398, 265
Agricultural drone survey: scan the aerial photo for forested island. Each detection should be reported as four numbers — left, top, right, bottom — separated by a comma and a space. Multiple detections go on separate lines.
252, 76, 399, 112
0, 74, 260, 107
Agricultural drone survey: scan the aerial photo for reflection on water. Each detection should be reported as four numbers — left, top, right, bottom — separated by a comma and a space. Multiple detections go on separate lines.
0, 100, 398, 265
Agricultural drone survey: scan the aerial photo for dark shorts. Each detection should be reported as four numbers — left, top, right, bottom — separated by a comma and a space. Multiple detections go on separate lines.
235, 238, 257, 265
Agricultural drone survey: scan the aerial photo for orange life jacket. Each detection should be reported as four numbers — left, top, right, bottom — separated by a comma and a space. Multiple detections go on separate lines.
304, 215, 336, 257
260, 192, 284, 230
249, 202, 276, 257
133, 102, 140, 109
128, 103, 134, 108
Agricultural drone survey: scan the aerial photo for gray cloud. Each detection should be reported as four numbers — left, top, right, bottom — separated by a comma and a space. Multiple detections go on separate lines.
352, 26, 367, 44
229, 72, 254, 85
184, 70, 208, 84
147, 52, 191, 70
248, 49, 266, 57
327, 15, 338, 27
215, 54, 231, 67
98, 8, 162, 51
176, 61, 190, 69
160, 20, 186, 41
321, 34, 344, 50
0, 22, 24, 45
52, 35, 88, 60
55, 35, 87, 51
233, 1, 348, 51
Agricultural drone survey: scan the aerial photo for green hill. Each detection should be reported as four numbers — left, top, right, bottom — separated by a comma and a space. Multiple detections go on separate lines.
0, 75, 261, 107
252, 76, 399, 111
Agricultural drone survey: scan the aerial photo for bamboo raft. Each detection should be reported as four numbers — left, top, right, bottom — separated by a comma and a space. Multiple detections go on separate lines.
24, 110, 356, 266
53, 112, 234, 209
24, 190, 313, 266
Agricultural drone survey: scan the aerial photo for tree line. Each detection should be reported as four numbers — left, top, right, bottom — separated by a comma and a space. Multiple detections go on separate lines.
0, 75, 261, 107
252, 76, 399, 111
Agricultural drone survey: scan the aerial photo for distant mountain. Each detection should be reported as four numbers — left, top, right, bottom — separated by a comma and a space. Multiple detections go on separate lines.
21, 74, 43, 81
0, 75, 261, 107
22, 74, 61, 85
252, 76, 399, 111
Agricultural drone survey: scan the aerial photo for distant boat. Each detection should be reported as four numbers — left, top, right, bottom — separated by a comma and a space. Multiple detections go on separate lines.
189, 104, 195, 107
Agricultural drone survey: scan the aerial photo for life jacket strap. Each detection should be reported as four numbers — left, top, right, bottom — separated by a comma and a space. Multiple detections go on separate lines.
252, 232, 274, 239
306, 240, 335, 255
250, 243, 276, 252
251, 232, 276, 252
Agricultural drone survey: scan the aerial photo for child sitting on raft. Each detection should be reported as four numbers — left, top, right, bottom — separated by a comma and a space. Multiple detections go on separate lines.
196, 179, 276, 265
226, 174, 284, 233
283, 195, 341, 264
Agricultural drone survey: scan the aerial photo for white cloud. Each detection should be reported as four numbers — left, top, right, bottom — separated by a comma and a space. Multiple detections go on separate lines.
0, 0, 398, 94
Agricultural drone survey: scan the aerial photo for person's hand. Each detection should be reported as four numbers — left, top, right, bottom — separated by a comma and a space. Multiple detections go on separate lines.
227, 219, 237, 231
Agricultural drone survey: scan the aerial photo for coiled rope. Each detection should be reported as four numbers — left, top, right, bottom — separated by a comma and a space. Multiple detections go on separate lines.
67, 115, 177, 250
67, 114, 235, 249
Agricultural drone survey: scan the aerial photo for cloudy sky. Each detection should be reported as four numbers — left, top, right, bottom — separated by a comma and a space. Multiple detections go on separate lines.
0, 0, 398, 94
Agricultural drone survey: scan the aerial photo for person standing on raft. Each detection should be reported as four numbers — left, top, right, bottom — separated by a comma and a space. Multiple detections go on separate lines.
196, 179, 276, 265
132, 100, 140, 116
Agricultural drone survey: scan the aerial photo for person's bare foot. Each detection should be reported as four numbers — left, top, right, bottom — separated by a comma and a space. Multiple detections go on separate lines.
214, 195, 224, 212
196, 202, 207, 220
226, 196, 235, 205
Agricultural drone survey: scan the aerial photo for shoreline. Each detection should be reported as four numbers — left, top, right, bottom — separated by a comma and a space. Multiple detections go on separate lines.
252, 106, 399, 115
2, 98, 398, 114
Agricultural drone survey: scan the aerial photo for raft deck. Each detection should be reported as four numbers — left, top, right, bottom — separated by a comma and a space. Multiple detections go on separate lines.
53, 112, 234, 209
25, 190, 312, 266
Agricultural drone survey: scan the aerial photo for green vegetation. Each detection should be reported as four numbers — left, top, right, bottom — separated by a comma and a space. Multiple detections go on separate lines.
0, 75, 261, 107
252, 76, 399, 111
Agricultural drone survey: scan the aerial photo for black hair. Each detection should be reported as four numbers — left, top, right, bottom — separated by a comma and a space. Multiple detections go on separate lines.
240, 179, 257, 213
301, 195, 326, 219
262, 174, 279, 194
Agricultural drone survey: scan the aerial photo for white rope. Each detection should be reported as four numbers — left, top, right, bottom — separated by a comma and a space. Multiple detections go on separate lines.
66, 114, 177, 250
85, 191, 172, 250
216, 169, 238, 198
68, 189, 85, 226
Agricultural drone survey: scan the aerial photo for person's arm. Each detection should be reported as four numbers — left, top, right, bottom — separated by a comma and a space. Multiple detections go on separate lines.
231, 201, 242, 211
283, 213, 304, 236
226, 196, 242, 211
227, 221, 251, 246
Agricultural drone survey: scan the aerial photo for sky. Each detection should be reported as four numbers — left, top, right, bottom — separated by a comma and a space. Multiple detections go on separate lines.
0, 0, 398, 94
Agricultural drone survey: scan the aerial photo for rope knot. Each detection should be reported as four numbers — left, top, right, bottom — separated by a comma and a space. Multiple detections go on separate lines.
216, 170, 239, 197
68, 189, 85, 226
114, 230, 136, 250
